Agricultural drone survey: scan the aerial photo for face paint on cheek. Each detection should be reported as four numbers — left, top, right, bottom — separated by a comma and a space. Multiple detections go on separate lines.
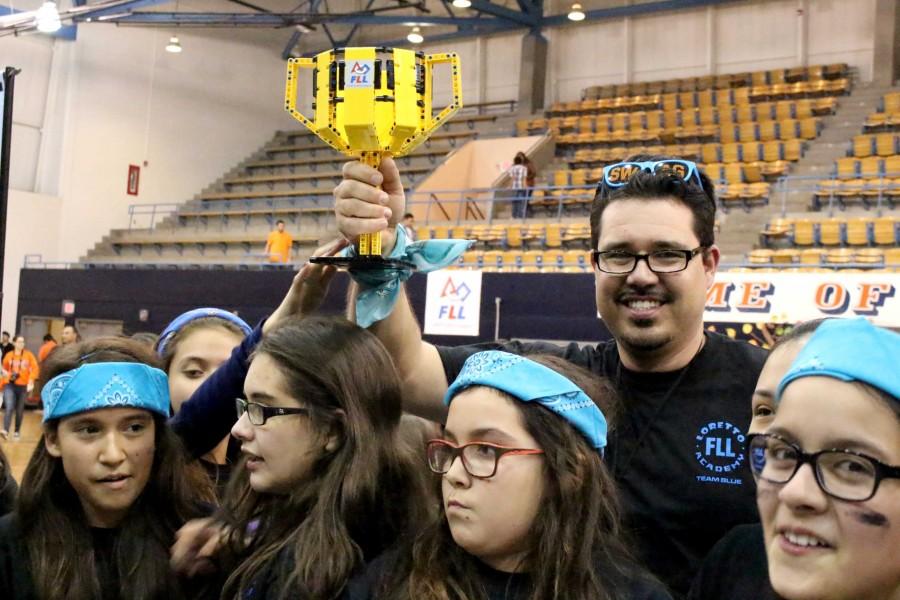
848, 508, 890, 528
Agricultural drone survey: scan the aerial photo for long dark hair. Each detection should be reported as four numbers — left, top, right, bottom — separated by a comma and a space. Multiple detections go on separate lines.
376, 355, 648, 600
219, 316, 430, 600
18, 337, 215, 600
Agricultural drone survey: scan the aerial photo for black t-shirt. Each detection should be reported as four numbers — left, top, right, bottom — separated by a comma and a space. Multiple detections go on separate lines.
0, 513, 217, 600
688, 524, 778, 600
437, 332, 767, 597
0, 343, 13, 361
343, 548, 673, 600
0, 514, 120, 599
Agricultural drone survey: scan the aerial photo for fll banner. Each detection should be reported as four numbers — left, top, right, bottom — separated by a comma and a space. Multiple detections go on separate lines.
424, 270, 483, 336
704, 272, 900, 327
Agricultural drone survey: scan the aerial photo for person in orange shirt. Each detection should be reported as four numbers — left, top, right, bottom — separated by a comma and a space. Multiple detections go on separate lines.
265, 219, 293, 263
1, 335, 39, 440
38, 334, 57, 363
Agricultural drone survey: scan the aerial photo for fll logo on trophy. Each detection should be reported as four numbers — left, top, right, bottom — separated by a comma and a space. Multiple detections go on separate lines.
346, 61, 373, 87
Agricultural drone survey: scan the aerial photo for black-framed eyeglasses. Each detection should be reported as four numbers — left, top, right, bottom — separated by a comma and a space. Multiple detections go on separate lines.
235, 398, 310, 426
748, 433, 900, 502
426, 439, 544, 479
590, 246, 705, 275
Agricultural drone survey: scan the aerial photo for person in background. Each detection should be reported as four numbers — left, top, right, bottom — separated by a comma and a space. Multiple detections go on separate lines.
38, 334, 58, 364
507, 154, 529, 219
265, 219, 293, 264
1, 336, 39, 441
0, 333, 13, 360
61, 324, 80, 346
157, 308, 252, 497
401, 213, 417, 242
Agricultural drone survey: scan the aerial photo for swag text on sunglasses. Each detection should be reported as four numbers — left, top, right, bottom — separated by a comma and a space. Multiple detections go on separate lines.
601, 159, 705, 189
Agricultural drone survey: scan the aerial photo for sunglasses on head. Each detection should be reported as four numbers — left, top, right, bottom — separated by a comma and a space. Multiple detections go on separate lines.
601, 159, 704, 189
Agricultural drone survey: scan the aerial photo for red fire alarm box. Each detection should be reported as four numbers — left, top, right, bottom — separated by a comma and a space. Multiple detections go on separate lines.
127, 164, 140, 196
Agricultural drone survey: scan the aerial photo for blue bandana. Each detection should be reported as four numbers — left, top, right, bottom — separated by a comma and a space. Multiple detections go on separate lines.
345, 225, 473, 328
444, 351, 608, 451
778, 317, 900, 402
156, 307, 252, 356
41, 362, 171, 422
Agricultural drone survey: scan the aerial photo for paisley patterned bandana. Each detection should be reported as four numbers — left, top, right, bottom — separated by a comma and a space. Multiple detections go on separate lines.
444, 351, 608, 451
41, 362, 171, 422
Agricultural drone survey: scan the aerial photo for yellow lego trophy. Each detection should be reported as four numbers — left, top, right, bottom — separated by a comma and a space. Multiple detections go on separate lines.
285, 47, 462, 270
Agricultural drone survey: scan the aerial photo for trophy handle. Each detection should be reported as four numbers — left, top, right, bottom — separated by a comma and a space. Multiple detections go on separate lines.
398, 52, 463, 155
358, 151, 383, 256
284, 58, 317, 134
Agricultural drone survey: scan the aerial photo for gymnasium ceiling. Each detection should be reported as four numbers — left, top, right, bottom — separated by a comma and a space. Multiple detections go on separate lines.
0, 0, 740, 55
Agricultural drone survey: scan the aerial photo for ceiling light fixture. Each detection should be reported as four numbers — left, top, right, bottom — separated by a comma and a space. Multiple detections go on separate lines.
452, 0, 472, 8
407, 26, 423, 44
567, 2, 585, 21
165, 35, 183, 53
36, 1, 62, 33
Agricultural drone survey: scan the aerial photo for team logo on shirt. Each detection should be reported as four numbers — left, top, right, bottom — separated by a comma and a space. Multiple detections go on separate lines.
694, 421, 746, 486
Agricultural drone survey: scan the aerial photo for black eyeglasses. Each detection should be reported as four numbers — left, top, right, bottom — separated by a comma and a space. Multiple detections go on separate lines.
235, 398, 310, 426
748, 433, 900, 502
590, 247, 705, 275
426, 439, 544, 479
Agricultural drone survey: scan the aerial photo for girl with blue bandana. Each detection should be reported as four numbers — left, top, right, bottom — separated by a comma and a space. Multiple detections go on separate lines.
172, 316, 429, 600
158, 307, 252, 498
345, 351, 670, 600
750, 318, 900, 600
0, 337, 216, 600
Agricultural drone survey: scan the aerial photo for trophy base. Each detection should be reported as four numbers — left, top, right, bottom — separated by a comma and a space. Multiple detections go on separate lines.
310, 255, 417, 273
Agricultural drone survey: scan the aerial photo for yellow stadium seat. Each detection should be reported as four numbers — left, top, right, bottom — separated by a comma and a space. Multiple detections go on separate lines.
416, 226, 432, 240
763, 141, 783, 162
749, 249, 774, 264
738, 122, 758, 142
853, 135, 875, 158
772, 249, 799, 264
724, 163, 745, 184
481, 250, 503, 272
722, 143, 741, 163
874, 217, 898, 245
824, 248, 855, 265
875, 133, 898, 157
432, 225, 449, 239
885, 155, 900, 177
756, 102, 775, 121
855, 248, 884, 265
800, 248, 826, 264
845, 218, 872, 246
759, 120, 778, 142
860, 156, 884, 178
783, 139, 803, 161
742, 142, 763, 162
793, 219, 815, 246
886, 248, 900, 265
799, 118, 819, 140
818, 219, 843, 246
836, 157, 859, 178
542, 249, 564, 271
544, 224, 562, 248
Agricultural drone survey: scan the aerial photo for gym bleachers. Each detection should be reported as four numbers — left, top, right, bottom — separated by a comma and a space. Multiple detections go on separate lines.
750, 215, 900, 270
84, 108, 518, 266
813, 92, 900, 210
516, 64, 850, 216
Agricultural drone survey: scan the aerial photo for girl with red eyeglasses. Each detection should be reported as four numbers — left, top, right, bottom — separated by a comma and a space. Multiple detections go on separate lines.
345, 351, 670, 600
